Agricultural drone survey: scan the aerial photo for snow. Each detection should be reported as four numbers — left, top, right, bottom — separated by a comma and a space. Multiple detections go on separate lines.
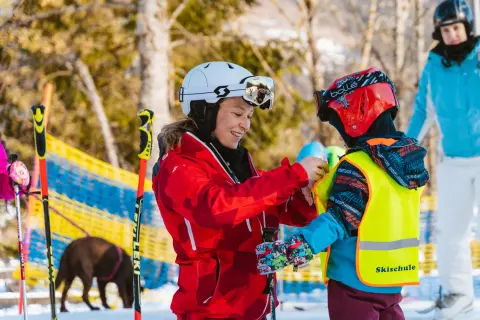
1, 271, 480, 319
1, 301, 480, 319
1, 292, 480, 319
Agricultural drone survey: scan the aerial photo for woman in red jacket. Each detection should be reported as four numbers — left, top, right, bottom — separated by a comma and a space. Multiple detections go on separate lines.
152, 61, 327, 320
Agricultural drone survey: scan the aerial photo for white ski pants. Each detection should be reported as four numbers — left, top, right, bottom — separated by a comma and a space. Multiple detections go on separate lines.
436, 156, 480, 299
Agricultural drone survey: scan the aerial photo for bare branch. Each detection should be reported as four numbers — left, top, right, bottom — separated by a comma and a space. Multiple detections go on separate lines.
167, 0, 189, 30
170, 35, 237, 48
227, 22, 301, 115
371, 46, 391, 75
0, 1, 136, 30
348, 0, 366, 30
73, 58, 120, 168
38, 70, 73, 90
400, 34, 416, 74
359, 0, 378, 69
12, 0, 24, 14
240, 35, 304, 119
395, 0, 410, 78
268, 0, 309, 56
415, 0, 426, 79
173, 21, 225, 60
346, 0, 391, 74
323, 0, 347, 30
414, 6, 435, 25
299, 0, 323, 89
270, 0, 297, 29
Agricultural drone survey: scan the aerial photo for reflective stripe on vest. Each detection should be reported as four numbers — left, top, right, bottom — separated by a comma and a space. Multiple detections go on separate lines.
312, 150, 423, 287
360, 238, 419, 251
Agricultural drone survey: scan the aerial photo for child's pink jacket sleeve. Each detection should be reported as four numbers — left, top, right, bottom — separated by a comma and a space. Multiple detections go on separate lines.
0, 142, 14, 200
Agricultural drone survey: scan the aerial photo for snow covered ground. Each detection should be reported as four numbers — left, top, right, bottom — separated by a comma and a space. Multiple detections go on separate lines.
1, 298, 480, 319
1, 261, 480, 319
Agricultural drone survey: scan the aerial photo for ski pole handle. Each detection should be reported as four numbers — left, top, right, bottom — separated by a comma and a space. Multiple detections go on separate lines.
31, 105, 47, 159
262, 227, 278, 242
8, 154, 19, 163
138, 109, 154, 160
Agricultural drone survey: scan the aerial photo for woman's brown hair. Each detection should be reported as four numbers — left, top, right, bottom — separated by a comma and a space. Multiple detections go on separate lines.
157, 118, 197, 154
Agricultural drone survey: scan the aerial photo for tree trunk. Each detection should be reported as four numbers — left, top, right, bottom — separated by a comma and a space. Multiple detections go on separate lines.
137, 0, 170, 177
415, 0, 436, 195
474, 0, 480, 38
415, 0, 425, 79
359, 0, 378, 69
74, 58, 120, 168
302, 0, 322, 91
303, 0, 323, 142
299, 0, 337, 145
394, 0, 410, 130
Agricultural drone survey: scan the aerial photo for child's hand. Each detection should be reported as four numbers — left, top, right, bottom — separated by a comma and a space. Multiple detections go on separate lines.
301, 185, 314, 206
284, 234, 314, 269
256, 234, 315, 275
256, 240, 288, 275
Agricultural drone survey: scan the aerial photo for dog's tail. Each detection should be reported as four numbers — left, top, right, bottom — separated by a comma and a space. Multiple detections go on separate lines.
55, 246, 69, 289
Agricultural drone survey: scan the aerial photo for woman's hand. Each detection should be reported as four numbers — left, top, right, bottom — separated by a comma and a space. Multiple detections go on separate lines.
297, 156, 329, 205
297, 156, 329, 181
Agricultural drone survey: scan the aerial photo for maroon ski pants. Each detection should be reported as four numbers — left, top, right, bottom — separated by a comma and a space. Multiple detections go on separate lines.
328, 280, 405, 320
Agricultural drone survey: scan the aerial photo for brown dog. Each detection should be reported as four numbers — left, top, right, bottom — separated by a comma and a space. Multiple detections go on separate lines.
55, 236, 133, 312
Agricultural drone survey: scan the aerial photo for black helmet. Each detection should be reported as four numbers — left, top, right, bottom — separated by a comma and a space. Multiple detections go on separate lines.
432, 0, 474, 41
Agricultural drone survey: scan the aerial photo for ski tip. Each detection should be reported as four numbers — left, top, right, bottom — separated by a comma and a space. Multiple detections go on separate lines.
416, 305, 436, 314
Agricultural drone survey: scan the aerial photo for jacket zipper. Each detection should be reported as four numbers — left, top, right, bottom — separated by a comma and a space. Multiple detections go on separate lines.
183, 133, 251, 250
183, 133, 271, 316
248, 154, 272, 318
208, 139, 255, 233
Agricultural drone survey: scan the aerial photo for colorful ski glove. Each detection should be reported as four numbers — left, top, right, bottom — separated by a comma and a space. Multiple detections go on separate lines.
8, 160, 30, 191
256, 234, 314, 275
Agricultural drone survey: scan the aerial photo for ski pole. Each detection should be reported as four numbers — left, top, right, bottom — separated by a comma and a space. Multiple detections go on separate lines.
31, 105, 57, 320
9, 154, 29, 320
262, 227, 278, 320
132, 109, 154, 320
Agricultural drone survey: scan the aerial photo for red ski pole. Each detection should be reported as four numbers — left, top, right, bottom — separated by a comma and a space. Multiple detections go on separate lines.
8, 154, 29, 320
132, 109, 154, 320
31, 105, 57, 320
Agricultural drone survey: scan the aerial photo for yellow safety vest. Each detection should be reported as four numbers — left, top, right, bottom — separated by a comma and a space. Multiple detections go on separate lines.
312, 150, 423, 287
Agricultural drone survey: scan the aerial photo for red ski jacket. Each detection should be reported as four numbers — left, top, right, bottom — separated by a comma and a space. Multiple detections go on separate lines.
152, 132, 317, 319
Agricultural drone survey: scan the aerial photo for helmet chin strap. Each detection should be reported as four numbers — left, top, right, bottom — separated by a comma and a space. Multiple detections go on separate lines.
329, 112, 357, 148
188, 100, 220, 142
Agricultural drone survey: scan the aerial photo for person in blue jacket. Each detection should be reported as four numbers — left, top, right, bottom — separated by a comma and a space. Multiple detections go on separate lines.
296, 141, 328, 163
407, 0, 480, 318
296, 141, 345, 171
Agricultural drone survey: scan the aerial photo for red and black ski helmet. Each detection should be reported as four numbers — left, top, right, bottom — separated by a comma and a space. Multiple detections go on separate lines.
313, 67, 398, 138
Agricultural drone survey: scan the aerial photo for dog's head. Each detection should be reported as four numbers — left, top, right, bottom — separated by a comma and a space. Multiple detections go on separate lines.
124, 282, 145, 308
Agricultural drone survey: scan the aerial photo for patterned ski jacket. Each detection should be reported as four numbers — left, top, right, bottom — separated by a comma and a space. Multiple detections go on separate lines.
0, 141, 14, 200
152, 132, 317, 319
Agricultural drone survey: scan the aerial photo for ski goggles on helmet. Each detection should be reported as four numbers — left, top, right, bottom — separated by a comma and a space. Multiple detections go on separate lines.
179, 76, 275, 110
313, 70, 397, 122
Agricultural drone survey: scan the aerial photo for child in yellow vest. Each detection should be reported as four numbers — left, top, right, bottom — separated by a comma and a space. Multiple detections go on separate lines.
256, 68, 429, 320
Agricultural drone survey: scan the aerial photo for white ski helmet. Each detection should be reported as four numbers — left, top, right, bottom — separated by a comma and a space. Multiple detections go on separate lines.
179, 61, 275, 115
